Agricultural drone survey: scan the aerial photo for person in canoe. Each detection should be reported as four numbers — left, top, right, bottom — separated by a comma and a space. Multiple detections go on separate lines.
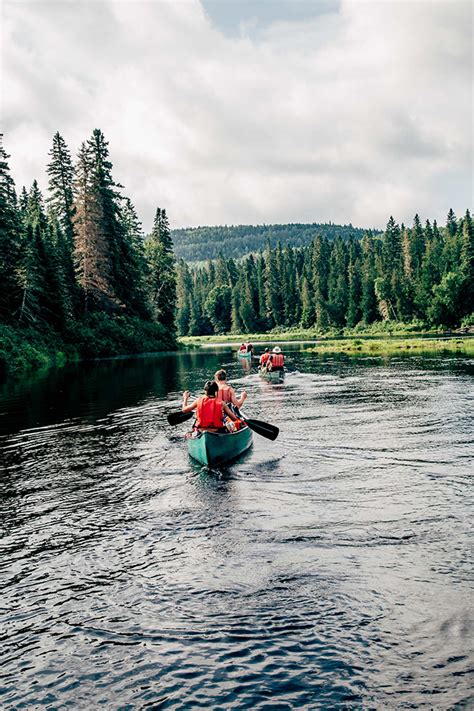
267, 346, 285, 371
181, 381, 241, 432
259, 348, 270, 368
239, 343, 247, 353
214, 369, 247, 412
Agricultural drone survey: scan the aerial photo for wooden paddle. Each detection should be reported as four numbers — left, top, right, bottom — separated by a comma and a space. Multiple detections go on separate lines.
166, 410, 279, 441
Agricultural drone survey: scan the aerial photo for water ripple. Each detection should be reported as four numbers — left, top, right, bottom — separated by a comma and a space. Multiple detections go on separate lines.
0, 349, 472, 708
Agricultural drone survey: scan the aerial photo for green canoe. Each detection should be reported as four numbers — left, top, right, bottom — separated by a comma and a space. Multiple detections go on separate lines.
186, 426, 253, 467
259, 367, 285, 382
237, 350, 252, 359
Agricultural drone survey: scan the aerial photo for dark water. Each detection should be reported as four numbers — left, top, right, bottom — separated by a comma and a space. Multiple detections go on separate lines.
1, 346, 473, 709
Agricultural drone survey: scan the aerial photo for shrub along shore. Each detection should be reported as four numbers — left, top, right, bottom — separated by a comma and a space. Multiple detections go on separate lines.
0, 315, 175, 380
179, 320, 473, 347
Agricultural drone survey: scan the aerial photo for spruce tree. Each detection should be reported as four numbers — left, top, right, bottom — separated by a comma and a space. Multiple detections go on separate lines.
46, 132, 75, 245
264, 242, 282, 327
346, 239, 362, 327
360, 235, 377, 324
312, 235, 330, 330
175, 260, 193, 336
119, 197, 150, 318
0, 135, 22, 321
460, 209, 473, 315
145, 207, 177, 332
72, 141, 115, 311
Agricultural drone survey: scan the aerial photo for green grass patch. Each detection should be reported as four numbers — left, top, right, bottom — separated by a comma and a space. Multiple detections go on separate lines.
306, 337, 474, 356
179, 321, 449, 346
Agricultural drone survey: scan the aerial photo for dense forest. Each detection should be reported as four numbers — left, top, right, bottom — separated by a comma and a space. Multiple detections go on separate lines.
172, 223, 372, 262
0, 131, 176, 376
1, 130, 472, 378
175, 211, 473, 336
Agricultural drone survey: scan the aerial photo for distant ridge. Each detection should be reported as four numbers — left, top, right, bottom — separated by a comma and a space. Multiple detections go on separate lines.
171, 222, 377, 262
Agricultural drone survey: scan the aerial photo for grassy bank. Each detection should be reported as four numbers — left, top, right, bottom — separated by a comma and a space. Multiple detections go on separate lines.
306, 337, 474, 356
0, 314, 176, 379
179, 321, 467, 347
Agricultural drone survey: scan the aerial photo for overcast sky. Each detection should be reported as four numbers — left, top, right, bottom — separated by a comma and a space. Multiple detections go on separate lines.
2, 0, 472, 231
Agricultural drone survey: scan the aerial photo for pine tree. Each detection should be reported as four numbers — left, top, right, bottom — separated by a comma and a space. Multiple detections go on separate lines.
300, 274, 314, 328
327, 237, 348, 326
72, 141, 114, 312
346, 239, 362, 327
265, 242, 282, 327
0, 135, 22, 320
446, 208, 457, 238
46, 132, 75, 245
176, 260, 193, 336
145, 207, 176, 331
360, 235, 377, 324
460, 209, 473, 315
119, 197, 150, 318
312, 235, 329, 330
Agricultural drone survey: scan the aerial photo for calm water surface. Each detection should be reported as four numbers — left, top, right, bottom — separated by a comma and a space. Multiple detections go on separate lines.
0, 346, 473, 709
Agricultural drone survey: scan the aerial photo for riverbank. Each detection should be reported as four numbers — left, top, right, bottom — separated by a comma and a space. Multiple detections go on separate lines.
179, 322, 472, 348
306, 336, 474, 356
0, 314, 176, 379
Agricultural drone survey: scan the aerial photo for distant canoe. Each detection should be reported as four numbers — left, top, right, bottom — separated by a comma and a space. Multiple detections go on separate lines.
237, 350, 253, 359
186, 426, 253, 467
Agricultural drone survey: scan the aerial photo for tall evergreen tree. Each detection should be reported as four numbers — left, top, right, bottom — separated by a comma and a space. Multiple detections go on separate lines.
0, 135, 22, 320
460, 209, 473, 315
360, 235, 378, 324
72, 141, 115, 311
265, 242, 283, 327
145, 207, 177, 331
46, 132, 75, 245
312, 235, 330, 330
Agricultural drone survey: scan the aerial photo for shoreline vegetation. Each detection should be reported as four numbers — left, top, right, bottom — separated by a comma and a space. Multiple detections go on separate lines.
179, 321, 473, 344
1, 130, 472, 381
0, 130, 177, 381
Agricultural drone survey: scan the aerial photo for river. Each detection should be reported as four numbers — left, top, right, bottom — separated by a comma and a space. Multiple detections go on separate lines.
0, 345, 472, 709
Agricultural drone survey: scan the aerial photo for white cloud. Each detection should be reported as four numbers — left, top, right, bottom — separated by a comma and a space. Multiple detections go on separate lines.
2, 0, 472, 231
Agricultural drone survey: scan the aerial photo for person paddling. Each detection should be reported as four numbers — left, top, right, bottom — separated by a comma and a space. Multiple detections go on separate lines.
268, 346, 285, 371
259, 348, 270, 368
214, 369, 247, 410
182, 381, 238, 432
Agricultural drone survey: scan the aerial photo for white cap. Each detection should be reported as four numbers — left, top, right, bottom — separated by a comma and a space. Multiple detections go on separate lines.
273, 346, 281, 353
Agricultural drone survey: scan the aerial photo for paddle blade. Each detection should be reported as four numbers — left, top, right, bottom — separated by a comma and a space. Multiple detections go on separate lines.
167, 410, 194, 426
244, 418, 279, 441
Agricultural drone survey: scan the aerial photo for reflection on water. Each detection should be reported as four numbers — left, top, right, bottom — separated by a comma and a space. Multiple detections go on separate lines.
0, 347, 473, 709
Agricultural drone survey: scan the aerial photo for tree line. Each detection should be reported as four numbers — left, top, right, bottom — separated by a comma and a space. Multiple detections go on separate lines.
176, 210, 473, 335
0, 131, 177, 358
171, 222, 371, 262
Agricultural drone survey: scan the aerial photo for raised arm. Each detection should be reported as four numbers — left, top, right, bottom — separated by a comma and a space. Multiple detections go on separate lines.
182, 391, 198, 413
231, 387, 247, 408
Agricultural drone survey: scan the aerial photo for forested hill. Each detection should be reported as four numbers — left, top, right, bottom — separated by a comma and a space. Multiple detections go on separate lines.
171, 222, 375, 262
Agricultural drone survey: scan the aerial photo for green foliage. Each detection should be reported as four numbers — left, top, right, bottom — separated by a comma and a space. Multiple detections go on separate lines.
427, 272, 464, 327
66, 313, 174, 358
204, 285, 232, 333
145, 207, 177, 330
172, 222, 373, 262
180, 209, 471, 337
0, 130, 177, 378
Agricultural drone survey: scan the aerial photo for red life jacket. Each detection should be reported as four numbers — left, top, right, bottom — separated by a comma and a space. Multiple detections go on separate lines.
271, 353, 284, 368
216, 385, 232, 403
196, 396, 224, 429
260, 353, 270, 365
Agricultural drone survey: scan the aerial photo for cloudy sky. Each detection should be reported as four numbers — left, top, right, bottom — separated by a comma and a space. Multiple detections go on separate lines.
2, 0, 472, 231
